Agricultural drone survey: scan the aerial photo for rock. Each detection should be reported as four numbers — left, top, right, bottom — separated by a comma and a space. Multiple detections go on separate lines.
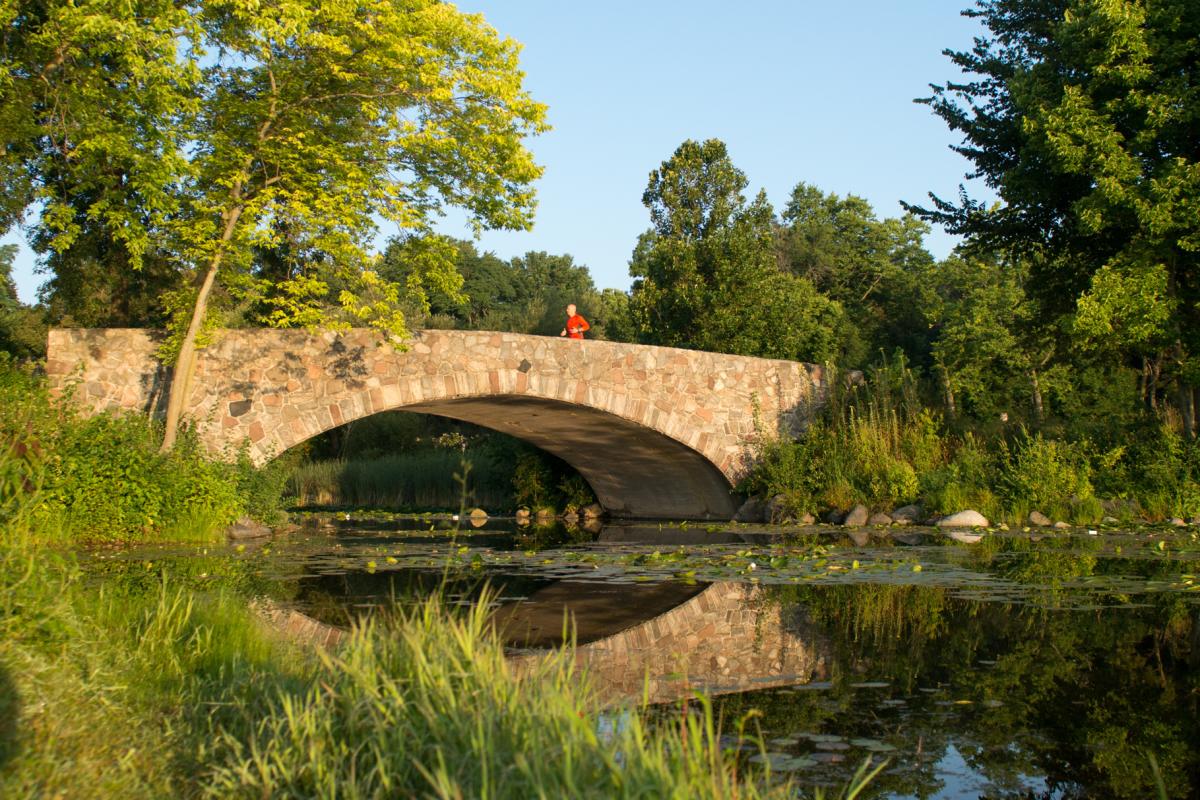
1170, 517, 1186, 527
1028, 511, 1051, 527
842, 504, 869, 527
936, 510, 989, 528
867, 512, 893, 526
581, 519, 603, 535
765, 495, 793, 524
947, 530, 983, 544
824, 509, 845, 525
1189, 517, 1200, 525
891, 504, 923, 524
468, 507, 488, 520
562, 512, 580, 525
848, 530, 870, 547
1053, 520, 1071, 529
515, 508, 531, 520
798, 512, 816, 525
581, 503, 604, 519
734, 497, 766, 523
534, 508, 555, 523
227, 516, 271, 541
1102, 516, 1119, 524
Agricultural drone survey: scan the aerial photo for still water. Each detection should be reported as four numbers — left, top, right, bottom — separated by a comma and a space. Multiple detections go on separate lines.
88, 517, 1200, 798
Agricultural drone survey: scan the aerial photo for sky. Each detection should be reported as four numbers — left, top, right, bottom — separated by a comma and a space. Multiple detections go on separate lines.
4, 0, 991, 303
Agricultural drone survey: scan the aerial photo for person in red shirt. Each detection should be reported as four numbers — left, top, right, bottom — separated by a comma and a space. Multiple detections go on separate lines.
559, 303, 590, 339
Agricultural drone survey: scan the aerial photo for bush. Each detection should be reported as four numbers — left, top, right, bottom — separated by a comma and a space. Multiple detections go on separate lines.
0, 357, 286, 544
998, 432, 1093, 520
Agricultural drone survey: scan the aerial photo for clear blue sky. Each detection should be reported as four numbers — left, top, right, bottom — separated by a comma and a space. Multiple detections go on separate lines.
4, 0, 989, 302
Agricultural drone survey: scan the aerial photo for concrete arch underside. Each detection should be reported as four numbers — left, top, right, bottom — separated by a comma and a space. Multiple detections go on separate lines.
398, 395, 736, 519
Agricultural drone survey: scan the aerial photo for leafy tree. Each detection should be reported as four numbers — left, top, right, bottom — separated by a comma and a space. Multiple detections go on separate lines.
910, 0, 1200, 412
0, 244, 45, 359
779, 183, 936, 367
3, 1, 547, 449
628, 139, 843, 362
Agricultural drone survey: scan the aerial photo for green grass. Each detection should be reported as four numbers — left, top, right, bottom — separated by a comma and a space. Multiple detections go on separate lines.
289, 451, 515, 511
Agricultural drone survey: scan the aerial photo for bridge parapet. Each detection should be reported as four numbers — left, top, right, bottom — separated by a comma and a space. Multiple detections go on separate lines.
47, 328, 825, 519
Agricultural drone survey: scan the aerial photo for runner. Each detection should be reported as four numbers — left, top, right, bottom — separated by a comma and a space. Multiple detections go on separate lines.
559, 303, 590, 339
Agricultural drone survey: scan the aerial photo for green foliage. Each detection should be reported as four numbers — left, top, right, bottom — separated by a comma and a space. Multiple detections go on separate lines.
0, 358, 286, 544
912, 0, 1200, 410
997, 432, 1094, 519
628, 139, 844, 361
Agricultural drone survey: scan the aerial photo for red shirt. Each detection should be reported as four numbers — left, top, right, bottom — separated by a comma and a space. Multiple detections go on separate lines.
565, 314, 590, 339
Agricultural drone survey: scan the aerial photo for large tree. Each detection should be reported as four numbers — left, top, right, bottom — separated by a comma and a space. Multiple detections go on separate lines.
909, 0, 1200, 411
628, 140, 842, 362
3, 0, 547, 449
779, 183, 936, 367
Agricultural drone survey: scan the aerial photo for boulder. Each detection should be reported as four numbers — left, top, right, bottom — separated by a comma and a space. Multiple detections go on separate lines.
581, 503, 604, 519
468, 507, 488, 520
824, 509, 845, 525
562, 512, 580, 525
227, 517, 271, 541
936, 510, 989, 528
843, 504, 869, 527
797, 512, 816, 526
734, 497, 766, 523
891, 504, 923, 524
1053, 520, 1071, 530
765, 495, 793, 524
1170, 517, 1187, 527
1028, 511, 1052, 527
867, 512, 893, 526
1102, 516, 1119, 524
534, 508, 555, 523
515, 508, 531, 520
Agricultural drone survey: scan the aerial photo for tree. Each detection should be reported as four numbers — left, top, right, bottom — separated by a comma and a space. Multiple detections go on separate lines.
3, 1, 547, 449
628, 139, 843, 362
909, 0, 1200, 412
779, 183, 936, 367
0, 244, 45, 359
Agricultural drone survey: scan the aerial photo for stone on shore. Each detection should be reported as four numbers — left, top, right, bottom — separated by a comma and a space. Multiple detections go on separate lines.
891, 504, 922, 524
734, 497, 766, 523
843, 504, 869, 527
1053, 520, 1071, 529
1029, 511, 1051, 527
936, 510, 989, 528
515, 508, 531, 520
867, 512, 893, 526
581, 503, 604, 519
765, 495, 793, 524
227, 516, 271, 540
797, 512, 816, 525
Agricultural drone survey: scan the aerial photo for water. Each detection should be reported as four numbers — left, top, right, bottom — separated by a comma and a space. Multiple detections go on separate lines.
86, 517, 1200, 798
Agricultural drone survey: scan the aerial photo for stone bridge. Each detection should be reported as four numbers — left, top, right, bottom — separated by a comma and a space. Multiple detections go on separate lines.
46, 328, 825, 519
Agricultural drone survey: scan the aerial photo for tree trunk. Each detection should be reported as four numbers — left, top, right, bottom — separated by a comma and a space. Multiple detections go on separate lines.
941, 370, 957, 420
159, 203, 245, 452
1030, 368, 1044, 423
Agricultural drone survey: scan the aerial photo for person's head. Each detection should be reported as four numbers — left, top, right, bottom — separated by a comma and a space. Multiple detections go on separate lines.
566, 303, 576, 316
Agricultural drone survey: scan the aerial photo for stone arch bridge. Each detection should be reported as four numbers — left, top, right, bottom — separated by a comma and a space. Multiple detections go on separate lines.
47, 328, 825, 519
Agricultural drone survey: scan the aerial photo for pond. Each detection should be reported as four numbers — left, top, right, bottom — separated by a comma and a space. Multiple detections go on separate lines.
85, 518, 1200, 798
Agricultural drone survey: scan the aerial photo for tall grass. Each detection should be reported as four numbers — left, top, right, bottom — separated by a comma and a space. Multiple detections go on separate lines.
289, 451, 515, 511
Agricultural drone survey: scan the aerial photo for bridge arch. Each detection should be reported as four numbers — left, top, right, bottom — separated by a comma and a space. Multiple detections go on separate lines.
46, 328, 826, 519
